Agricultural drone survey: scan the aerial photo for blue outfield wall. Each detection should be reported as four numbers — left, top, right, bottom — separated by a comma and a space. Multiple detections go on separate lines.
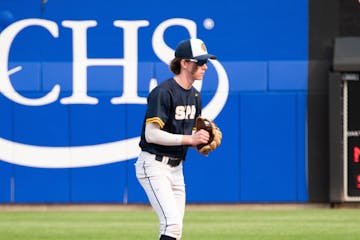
0, 0, 308, 203
0, 61, 308, 203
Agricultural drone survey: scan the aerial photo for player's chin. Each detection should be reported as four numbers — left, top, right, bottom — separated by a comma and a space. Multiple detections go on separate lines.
195, 75, 204, 81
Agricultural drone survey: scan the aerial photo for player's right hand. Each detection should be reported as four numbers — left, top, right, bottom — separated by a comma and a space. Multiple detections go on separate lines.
190, 129, 210, 146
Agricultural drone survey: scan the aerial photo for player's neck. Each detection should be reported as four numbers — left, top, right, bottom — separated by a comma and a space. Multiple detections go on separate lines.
174, 75, 194, 90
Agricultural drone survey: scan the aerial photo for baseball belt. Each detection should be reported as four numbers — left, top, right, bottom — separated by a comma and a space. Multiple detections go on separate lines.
155, 155, 182, 167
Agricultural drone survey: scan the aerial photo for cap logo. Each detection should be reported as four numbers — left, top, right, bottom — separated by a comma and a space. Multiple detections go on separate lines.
201, 43, 207, 52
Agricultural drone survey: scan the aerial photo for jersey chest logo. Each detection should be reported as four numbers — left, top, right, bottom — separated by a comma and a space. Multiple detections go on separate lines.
175, 105, 196, 120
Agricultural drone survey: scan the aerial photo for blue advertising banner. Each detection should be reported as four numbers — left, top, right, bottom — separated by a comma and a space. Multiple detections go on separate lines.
0, 0, 308, 203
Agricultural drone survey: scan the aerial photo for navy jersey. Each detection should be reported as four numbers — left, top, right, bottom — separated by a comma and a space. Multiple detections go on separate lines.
139, 78, 202, 160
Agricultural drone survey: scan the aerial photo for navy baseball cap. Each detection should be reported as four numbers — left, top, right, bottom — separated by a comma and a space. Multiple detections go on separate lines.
175, 38, 217, 61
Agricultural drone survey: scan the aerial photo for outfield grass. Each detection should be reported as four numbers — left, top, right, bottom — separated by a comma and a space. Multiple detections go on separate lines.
0, 206, 359, 240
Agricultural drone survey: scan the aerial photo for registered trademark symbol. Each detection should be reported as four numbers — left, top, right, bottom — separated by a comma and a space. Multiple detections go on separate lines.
203, 18, 215, 30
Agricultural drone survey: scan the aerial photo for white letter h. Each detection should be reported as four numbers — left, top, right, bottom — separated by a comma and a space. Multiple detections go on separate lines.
61, 20, 149, 104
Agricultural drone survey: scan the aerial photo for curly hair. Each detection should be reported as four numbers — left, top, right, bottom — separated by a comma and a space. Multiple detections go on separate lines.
169, 58, 182, 75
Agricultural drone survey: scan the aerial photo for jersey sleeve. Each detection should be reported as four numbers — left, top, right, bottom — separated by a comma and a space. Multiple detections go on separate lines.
145, 87, 171, 129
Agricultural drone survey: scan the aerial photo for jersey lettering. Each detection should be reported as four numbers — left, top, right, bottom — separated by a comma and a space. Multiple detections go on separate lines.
175, 105, 196, 120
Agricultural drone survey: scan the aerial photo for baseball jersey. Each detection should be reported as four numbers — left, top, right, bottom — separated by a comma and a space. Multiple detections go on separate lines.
139, 78, 202, 160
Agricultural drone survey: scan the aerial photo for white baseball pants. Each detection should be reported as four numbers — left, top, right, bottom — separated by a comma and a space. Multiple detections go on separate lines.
135, 151, 186, 240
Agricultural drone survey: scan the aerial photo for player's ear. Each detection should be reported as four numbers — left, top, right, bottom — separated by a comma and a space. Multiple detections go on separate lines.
180, 59, 187, 68
181, 59, 193, 70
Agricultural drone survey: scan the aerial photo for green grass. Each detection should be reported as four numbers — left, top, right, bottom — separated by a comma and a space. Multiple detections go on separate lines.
0, 207, 359, 240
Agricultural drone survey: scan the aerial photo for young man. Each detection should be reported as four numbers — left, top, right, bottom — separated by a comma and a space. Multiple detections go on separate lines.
135, 38, 216, 240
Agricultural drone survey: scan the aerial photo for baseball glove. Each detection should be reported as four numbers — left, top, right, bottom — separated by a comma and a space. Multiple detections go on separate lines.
195, 117, 222, 156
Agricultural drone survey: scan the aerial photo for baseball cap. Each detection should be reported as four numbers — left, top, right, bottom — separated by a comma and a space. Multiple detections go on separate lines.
175, 38, 217, 61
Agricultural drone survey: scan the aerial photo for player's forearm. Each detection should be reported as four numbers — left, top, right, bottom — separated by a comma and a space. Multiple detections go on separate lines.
181, 135, 194, 146
145, 123, 184, 146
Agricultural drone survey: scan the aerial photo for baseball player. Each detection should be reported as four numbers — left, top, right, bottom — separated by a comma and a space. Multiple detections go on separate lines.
135, 38, 217, 240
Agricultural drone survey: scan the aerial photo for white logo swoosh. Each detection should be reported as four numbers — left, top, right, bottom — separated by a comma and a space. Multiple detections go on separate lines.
0, 136, 141, 168
0, 60, 228, 168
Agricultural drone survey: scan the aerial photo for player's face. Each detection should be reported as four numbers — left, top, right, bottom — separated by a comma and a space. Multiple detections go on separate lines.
188, 61, 208, 80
